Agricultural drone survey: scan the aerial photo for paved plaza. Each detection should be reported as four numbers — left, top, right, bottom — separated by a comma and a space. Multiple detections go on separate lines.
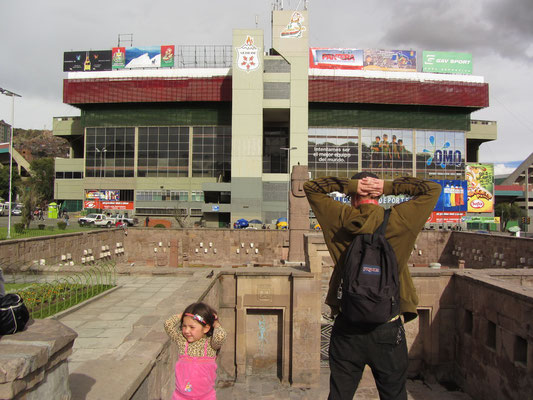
48, 269, 473, 399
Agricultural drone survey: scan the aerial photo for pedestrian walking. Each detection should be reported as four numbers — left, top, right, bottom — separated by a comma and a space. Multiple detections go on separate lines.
145, 216, 150, 227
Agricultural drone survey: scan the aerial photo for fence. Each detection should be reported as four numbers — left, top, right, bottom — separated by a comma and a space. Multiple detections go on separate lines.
4, 261, 117, 318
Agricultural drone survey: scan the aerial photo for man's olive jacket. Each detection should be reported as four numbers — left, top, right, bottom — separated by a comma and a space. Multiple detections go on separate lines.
304, 176, 441, 322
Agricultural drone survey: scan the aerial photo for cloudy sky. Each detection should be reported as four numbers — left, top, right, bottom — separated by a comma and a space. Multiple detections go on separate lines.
1, 0, 531, 170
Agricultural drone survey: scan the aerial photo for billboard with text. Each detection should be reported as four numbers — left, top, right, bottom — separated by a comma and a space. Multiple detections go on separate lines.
63, 50, 112, 72
466, 164, 494, 213
422, 51, 473, 74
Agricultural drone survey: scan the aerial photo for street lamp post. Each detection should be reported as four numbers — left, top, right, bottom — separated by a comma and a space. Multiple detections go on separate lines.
0, 87, 21, 239
95, 147, 106, 209
281, 146, 297, 227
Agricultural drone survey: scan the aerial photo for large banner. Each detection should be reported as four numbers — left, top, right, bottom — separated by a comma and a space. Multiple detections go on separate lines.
363, 50, 416, 72
433, 179, 468, 212
84, 200, 134, 210
125, 46, 173, 68
427, 211, 466, 224
422, 51, 473, 74
85, 189, 120, 201
160, 45, 175, 68
63, 51, 112, 72
309, 48, 363, 70
466, 164, 494, 212
112, 47, 126, 69
309, 48, 416, 71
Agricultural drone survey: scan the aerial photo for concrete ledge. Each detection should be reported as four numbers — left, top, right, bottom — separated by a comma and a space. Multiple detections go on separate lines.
0, 319, 77, 399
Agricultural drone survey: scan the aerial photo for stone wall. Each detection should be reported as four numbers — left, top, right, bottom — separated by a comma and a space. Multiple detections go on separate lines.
123, 229, 288, 267
447, 232, 533, 269
454, 271, 533, 400
200, 271, 322, 387
0, 319, 77, 399
0, 230, 126, 272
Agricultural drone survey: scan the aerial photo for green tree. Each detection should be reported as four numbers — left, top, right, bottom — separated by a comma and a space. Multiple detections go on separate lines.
21, 185, 39, 228
29, 158, 55, 205
0, 166, 21, 202
495, 202, 523, 230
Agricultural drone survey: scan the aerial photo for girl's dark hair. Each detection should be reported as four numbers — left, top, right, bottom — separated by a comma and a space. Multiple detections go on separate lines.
180, 302, 218, 336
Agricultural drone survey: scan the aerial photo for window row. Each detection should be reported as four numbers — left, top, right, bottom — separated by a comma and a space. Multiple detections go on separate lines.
56, 171, 83, 179
135, 190, 204, 202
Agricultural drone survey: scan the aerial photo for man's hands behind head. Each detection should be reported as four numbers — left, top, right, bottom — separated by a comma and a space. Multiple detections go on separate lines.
357, 177, 384, 198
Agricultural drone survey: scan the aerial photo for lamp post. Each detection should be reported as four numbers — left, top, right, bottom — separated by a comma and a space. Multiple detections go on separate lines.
95, 147, 106, 209
280, 146, 297, 227
0, 87, 21, 239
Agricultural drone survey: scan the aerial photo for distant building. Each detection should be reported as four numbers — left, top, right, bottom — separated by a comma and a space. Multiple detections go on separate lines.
0, 120, 10, 144
495, 152, 533, 233
53, 9, 495, 225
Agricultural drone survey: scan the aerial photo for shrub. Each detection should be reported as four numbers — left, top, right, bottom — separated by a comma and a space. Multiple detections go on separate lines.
57, 221, 67, 230
38, 224, 46, 230
154, 223, 166, 229
14, 223, 25, 234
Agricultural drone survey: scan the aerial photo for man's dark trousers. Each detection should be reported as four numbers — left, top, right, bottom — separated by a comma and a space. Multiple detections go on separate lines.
328, 314, 408, 400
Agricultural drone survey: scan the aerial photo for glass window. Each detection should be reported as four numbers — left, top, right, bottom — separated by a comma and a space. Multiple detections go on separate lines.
192, 126, 231, 179
415, 130, 465, 180
308, 128, 359, 178
137, 126, 190, 177
192, 191, 204, 202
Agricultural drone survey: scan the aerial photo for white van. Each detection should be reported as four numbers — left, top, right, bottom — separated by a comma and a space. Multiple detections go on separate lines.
0, 203, 5, 216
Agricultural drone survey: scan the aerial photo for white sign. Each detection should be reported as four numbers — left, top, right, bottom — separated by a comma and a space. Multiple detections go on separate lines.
280, 11, 306, 38
236, 36, 260, 72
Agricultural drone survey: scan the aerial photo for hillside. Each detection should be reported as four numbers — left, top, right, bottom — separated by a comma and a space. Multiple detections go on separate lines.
13, 128, 70, 160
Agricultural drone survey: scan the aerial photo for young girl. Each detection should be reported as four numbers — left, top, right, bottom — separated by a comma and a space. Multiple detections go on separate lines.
164, 302, 227, 400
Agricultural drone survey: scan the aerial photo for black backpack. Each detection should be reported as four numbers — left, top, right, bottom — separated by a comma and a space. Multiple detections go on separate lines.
338, 209, 400, 324
0, 294, 30, 335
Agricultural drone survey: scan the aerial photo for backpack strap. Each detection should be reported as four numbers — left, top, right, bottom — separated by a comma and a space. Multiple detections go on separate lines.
373, 208, 391, 238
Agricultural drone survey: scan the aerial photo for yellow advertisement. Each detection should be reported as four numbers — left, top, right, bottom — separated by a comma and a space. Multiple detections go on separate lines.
466, 164, 494, 213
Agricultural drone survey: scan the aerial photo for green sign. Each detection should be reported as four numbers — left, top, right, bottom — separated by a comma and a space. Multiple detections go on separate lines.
422, 51, 473, 74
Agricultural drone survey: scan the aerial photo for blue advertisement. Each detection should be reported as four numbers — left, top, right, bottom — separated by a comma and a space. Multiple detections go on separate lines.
125, 46, 161, 68
433, 180, 467, 212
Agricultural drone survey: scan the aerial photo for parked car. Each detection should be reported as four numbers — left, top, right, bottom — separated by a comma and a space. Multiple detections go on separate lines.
11, 207, 22, 216
78, 213, 113, 227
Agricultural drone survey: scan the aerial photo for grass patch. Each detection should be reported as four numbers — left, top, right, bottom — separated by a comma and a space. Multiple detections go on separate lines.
0, 226, 102, 240
5, 283, 36, 292
15, 282, 115, 319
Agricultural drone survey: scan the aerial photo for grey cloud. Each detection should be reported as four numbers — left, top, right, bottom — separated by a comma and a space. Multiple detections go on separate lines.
380, 0, 533, 62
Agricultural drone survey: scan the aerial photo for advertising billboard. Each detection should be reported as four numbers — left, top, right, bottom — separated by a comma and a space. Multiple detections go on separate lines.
427, 211, 466, 224
112, 47, 126, 69
433, 180, 468, 212
84, 200, 134, 210
309, 48, 363, 70
85, 190, 120, 201
422, 51, 473, 74
363, 50, 416, 72
160, 45, 175, 68
466, 164, 494, 213
64, 50, 112, 72
125, 46, 167, 68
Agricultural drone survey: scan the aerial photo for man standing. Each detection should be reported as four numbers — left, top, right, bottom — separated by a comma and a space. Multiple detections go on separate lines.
304, 172, 440, 400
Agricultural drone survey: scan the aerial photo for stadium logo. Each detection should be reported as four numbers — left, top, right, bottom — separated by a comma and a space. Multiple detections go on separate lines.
280, 11, 306, 38
423, 135, 462, 168
236, 36, 260, 72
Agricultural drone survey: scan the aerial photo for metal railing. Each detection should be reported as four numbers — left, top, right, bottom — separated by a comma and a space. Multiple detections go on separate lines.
5, 261, 117, 319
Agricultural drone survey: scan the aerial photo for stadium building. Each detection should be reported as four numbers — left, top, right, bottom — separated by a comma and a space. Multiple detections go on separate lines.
53, 9, 496, 227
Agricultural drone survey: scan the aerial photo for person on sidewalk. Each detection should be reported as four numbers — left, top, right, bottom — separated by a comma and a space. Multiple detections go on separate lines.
304, 173, 441, 400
